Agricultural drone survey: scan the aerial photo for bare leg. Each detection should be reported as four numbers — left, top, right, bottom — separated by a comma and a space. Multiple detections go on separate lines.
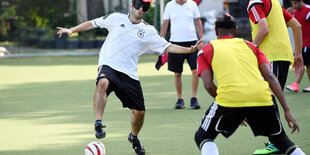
94, 78, 109, 120
174, 72, 183, 99
307, 66, 310, 85
191, 69, 199, 98
294, 68, 304, 84
129, 109, 146, 154
131, 109, 145, 136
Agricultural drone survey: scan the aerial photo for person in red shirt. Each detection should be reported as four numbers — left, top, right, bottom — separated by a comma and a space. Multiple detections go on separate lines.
286, 0, 310, 93
248, 0, 303, 154
248, 0, 303, 89
194, 13, 305, 155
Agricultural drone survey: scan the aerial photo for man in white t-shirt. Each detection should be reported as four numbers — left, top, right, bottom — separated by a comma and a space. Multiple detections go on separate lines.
160, 0, 203, 109
56, 0, 202, 154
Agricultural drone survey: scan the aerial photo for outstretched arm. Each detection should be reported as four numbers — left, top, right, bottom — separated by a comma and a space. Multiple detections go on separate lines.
287, 17, 303, 73
259, 63, 300, 133
165, 39, 203, 54
57, 21, 95, 37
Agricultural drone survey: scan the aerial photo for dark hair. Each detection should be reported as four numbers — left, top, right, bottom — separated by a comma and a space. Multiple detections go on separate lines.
215, 13, 237, 29
291, 0, 302, 2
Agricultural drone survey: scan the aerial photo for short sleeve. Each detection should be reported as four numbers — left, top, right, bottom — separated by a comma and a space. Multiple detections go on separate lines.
192, 2, 201, 19
283, 8, 293, 23
91, 13, 115, 29
146, 31, 171, 55
248, 4, 266, 24
197, 43, 213, 76
162, 3, 171, 20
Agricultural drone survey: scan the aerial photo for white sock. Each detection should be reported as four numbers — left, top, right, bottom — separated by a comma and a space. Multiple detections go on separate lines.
289, 147, 305, 155
201, 141, 219, 155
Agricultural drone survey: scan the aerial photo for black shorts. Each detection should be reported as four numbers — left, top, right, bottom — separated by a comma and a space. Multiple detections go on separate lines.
195, 101, 283, 148
271, 61, 290, 90
302, 47, 310, 66
96, 65, 145, 111
168, 41, 198, 73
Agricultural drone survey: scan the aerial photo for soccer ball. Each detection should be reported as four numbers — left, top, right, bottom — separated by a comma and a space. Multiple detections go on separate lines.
85, 141, 106, 155
0, 47, 8, 57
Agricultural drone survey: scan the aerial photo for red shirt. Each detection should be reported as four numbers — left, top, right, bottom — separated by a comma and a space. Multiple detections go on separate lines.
293, 5, 310, 47
247, 0, 293, 24
197, 36, 270, 76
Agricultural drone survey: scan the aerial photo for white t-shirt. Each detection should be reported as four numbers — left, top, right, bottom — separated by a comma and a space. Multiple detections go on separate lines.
92, 13, 171, 80
163, 0, 201, 42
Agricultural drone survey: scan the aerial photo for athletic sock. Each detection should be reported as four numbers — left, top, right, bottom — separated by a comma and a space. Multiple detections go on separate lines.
95, 120, 102, 124
201, 141, 219, 155
130, 132, 138, 140
288, 147, 305, 155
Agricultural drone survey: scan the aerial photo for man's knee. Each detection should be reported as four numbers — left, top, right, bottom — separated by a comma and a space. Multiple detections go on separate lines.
97, 78, 109, 91
195, 130, 202, 149
175, 72, 182, 77
191, 69, 197, 74
136, 110, 145, 115
195, 128, 213, 150
269, 131, 295, 153
133, 110, 145, 118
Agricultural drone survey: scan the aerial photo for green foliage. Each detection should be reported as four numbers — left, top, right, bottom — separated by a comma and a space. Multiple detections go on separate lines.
0, 0, 78, 42
0, 1, 16, 39
14, 0, 76, 28
143, 0, 170, 31
143, 0, 170, 30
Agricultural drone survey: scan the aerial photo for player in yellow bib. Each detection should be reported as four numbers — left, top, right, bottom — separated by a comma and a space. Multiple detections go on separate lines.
194, 13, 305, 155
248, 0, 304, 153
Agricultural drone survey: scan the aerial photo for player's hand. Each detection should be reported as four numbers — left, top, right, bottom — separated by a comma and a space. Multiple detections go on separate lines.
284, 111, 300, 133
198, 38, 204, 50
293, 55, 304, 73
191, 39, 204, 52
56, 27, 73, 37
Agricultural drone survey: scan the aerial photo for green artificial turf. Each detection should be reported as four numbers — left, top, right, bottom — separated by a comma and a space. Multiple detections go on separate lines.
0, 55, 309, 154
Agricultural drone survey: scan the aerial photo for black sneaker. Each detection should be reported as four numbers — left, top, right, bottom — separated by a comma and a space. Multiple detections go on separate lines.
175, 99, 185, 109
94, 122, 106, 139
190, 97, 200, 109
128, 133, 145, 155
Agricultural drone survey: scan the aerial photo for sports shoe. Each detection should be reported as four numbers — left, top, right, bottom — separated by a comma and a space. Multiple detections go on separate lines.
190, 97, 200, 109
303, 86, 310, 92
285, 82, 299, 92
128, 133, 145, 155
94, 122, 106, 139
253, 143, 281, 155
175, 99, 185, 109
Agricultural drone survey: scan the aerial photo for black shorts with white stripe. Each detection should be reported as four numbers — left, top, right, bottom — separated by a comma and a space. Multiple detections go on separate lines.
96, 65, 145, 111
194, 101, 283, 149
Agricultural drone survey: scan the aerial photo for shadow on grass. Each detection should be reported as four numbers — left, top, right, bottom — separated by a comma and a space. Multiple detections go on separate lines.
0, 54, 159, 66
0, 74, 211, 154
1, 67, 309, 154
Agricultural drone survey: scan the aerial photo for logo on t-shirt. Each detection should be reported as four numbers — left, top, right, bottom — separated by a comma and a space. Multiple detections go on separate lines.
137, 29, 145, 38
99, 73, 106, 77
